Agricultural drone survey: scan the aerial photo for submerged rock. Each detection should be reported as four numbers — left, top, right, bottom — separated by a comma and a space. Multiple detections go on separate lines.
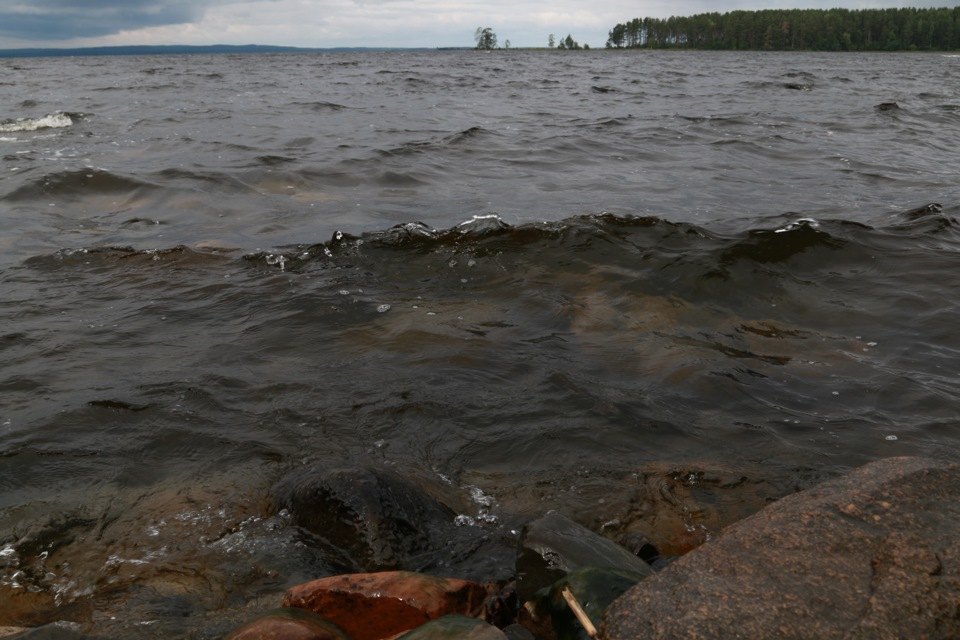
516, 512, 654, 601
2, 622, 85, 639
271, 465, 458, 571
224, 607, 349, 640
602, 456, 960, 639
282, 571, 491, 640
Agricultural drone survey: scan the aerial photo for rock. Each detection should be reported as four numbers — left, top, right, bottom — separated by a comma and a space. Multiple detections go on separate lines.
531, 568, 645, 640
618, 532, 674, 571
520, 567, 646, 640
282, 571, 491, 640
2, 622, 85, 639
396, 615, 507, 639
223, 607, 349, 640
502, 624, 535, 640
516, 512, 654, 601
271, 466, 458, 571
602, 456, 960, 639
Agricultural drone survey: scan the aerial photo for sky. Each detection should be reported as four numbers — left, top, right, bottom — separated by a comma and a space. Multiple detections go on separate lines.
0, 1, 955, 51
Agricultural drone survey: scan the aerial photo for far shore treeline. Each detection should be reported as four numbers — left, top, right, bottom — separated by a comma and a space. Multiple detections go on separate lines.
606, 7, 960, 51
2, 6, 959, 60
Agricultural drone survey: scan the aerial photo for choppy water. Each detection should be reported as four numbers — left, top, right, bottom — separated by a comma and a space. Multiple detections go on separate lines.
2, 50, 960, 637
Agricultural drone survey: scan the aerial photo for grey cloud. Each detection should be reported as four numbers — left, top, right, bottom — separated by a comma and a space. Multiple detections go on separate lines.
0, 0, 223, 40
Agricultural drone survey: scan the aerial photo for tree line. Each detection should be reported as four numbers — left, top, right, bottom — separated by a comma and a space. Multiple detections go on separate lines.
474, 28, 588, 50
606, 7, 960, 51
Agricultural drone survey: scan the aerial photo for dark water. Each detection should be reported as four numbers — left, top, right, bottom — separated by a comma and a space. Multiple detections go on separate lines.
2, 50, 960, 636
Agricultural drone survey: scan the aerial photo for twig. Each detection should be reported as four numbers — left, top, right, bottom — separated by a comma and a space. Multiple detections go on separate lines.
560, 586, 598, 639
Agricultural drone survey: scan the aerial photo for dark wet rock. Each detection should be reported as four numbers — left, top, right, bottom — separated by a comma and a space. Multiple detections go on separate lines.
271, 465, 459, 571
282, 571, 492, 640
223, 607, 349, 640
617, 532, 675, 571
516, 512, 654, 601
483, 585, 519, 629
3, 622, 86, 639
602, 456, 960, 639
396, 614, 507, 639
526, 568, 645, 640
502, 623, 535, 640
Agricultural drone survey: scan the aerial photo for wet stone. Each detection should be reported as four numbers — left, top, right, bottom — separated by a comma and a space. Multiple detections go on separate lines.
270, 465, 458, 572
224, 607, 349, 640
2, 622, 86, 640
528, 568, 645, 640
282, 571, 492, 640
396, 615, 507, 639
515, 512, 654, 601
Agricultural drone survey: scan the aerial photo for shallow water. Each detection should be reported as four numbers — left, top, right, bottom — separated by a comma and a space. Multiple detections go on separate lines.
1, 50, 960, 636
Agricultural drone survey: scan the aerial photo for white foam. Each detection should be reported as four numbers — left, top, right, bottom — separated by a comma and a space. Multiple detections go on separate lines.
0, 112, 74, 133
774, 217, 819, 233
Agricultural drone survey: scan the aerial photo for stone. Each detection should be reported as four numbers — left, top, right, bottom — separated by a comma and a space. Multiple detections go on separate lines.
516, 512, 654, 601
502, 623, 535, 640
396, 615, 507, 639
532, 568, 645, 640
223, 607, 349, 640
282, 571, 491, 640
602, 456, 960, 639
2, 622, 85, 639
271, 465, 459, 572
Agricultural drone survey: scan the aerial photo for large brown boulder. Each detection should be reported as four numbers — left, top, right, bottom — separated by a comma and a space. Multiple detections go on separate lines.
602, 456, 960, 639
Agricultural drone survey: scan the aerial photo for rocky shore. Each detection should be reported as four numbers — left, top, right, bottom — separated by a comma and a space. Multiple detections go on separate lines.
5, 456, 959, 639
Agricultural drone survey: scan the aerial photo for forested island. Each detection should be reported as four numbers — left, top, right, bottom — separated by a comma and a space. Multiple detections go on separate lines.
606, 7, 960, 51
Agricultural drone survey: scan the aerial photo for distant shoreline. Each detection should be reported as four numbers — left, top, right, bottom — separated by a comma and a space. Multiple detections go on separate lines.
1, 43, 953, 59
0, 44, 442, 59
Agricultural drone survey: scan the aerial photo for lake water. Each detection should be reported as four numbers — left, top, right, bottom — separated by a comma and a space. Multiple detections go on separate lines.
2, 50, 960, 637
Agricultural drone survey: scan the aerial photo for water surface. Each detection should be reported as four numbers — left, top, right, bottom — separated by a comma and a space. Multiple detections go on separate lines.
1, 50, 959, 637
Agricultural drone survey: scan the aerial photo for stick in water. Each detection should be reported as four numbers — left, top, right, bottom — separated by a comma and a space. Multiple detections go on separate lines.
561, 586, 598, 639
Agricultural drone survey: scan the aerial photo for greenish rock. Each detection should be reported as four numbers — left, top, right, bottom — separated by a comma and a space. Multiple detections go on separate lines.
516, 512, 654, 600
396, 615, 506, 639
528, 568, 646, 640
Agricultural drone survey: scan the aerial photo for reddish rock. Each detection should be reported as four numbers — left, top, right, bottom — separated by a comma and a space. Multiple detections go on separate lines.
602, 456, 960, 639
224, 607, 349, 640
282, 571, 491, 640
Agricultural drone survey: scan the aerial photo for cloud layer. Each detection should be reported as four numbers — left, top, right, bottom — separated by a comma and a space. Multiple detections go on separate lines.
0, 0, 216, 40
0, 0, 955, 49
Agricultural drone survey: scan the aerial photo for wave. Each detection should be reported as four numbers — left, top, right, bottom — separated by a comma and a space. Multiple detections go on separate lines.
23, 204, 955, 276
376, 126, 496, 158
3, 168, 157, 202
0, 111, 78, 133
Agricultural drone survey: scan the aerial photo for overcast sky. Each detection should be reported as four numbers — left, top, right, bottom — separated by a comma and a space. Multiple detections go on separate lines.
0, 1, 954, 50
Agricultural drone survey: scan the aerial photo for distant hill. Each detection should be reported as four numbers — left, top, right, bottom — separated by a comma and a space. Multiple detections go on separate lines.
0, 44, 431, 58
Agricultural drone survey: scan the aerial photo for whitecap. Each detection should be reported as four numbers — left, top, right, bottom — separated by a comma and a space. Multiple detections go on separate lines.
0, 112, 75, 133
